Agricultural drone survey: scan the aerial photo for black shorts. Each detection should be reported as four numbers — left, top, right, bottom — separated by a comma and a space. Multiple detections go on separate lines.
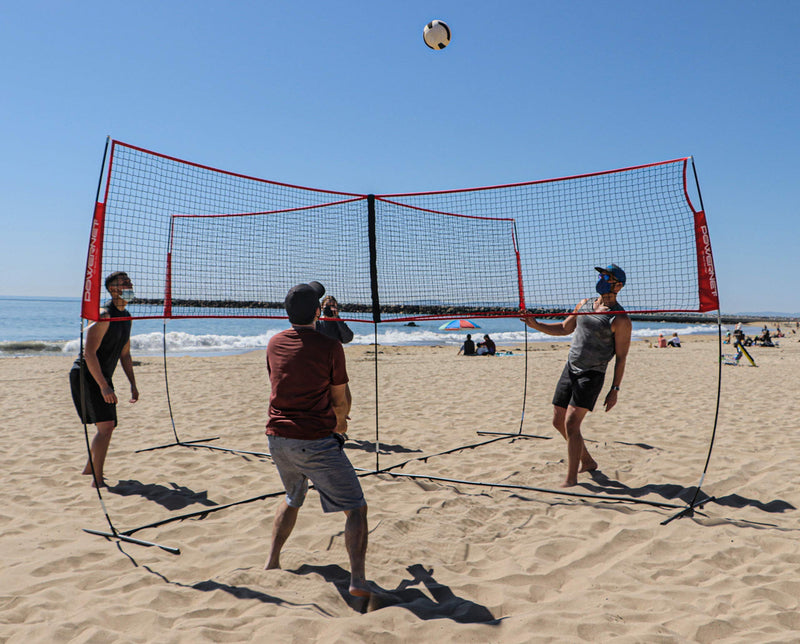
69, 367, 117, 426
552, 363, 606, 411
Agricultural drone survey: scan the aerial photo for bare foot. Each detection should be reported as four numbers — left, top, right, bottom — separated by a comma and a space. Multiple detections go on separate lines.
90, 477, 107, 489
82, 464, 92, 475
560, 479, 577, 488
579, 459, 598, 473
349, 581, 371, 598
264, 559, 280, 570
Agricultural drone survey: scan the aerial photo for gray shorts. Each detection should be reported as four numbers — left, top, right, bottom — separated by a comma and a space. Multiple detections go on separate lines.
268, 434, 365, 513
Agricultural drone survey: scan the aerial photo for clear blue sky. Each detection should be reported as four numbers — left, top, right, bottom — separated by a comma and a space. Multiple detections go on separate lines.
1, 1, 798, 313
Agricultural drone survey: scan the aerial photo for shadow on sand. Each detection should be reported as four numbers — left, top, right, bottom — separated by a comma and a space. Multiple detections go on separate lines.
293, 563, 500, 622
584, 471, 795, 513
108, 480, 219, 511
345, 438, 423, 455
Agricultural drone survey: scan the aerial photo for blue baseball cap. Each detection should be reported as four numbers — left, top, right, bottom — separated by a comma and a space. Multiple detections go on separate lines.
595, 264, 626, 285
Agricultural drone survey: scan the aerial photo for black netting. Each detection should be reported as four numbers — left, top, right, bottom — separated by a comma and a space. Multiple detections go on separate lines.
88, 142, 710, 321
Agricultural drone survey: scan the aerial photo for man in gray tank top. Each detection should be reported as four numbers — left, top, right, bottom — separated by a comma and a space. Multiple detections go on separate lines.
521, 264, 632, 487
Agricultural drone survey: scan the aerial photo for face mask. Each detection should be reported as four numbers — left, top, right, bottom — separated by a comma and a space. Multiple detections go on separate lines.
595, 277, 612, 295
120, 289, 135, 302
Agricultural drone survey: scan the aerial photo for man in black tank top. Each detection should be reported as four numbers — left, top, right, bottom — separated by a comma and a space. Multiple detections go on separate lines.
521, 264, 632, 488
70, 272, 139, 487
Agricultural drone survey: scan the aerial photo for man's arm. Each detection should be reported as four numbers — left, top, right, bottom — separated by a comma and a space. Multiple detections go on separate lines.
603, 314, 632, 412
83, 318, 117, 404
118, 340, 139, 403
336, 321, 354, 344
521, 298, 588, 336
330, 383, 350, 434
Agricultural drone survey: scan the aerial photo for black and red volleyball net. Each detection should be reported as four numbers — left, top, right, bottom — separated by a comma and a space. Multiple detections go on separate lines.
81, 140, 718, 323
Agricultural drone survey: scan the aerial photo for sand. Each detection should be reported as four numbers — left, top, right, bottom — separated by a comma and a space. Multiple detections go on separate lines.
1, 334, 799, 642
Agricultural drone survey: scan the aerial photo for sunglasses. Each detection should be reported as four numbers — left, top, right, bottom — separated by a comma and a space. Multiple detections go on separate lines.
600, 273, 620, 284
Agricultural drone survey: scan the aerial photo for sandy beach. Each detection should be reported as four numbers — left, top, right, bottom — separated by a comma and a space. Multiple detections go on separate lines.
2, 334, 799, 642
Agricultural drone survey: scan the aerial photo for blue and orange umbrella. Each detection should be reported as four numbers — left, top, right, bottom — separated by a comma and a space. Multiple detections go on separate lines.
438, 319, 481, 330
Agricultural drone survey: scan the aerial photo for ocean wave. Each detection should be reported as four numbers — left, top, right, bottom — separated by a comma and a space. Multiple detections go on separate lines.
4, 322, 723, 357
631, 324, 718, 338
60, 330, 282, 357
0, 340, 68, 355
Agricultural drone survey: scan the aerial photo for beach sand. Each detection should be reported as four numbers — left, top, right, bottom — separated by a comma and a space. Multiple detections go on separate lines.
2, 334, 799, 642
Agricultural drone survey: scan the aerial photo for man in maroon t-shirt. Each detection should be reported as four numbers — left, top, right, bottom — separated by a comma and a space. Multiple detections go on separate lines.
264, 281, 370, 598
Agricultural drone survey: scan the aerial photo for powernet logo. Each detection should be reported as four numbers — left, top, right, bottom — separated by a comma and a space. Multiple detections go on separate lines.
700, 224, 717, 297
83, 215, 102, 303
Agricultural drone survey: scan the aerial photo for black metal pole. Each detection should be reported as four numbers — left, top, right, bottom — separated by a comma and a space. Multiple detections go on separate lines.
367, 194, 380, 325
518, 320, 529, 435
367, 194, 381, 472
162, 320, 181, 444
373, 321, 380, 472
81, 136, 114, 504
662, 157, 722, 524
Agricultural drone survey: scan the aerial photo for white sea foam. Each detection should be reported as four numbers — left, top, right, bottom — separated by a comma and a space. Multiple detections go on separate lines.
18, 322, 723, 358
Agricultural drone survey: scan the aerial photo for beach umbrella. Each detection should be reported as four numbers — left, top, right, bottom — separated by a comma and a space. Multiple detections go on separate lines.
438, 319, 481, 330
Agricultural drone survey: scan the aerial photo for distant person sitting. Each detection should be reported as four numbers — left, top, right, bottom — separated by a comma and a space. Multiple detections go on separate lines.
458, 334, 476, 355
656, 333, 667, 348
476, 334, 496, 356
315, 296, 354, 344
667, 332, 681, 348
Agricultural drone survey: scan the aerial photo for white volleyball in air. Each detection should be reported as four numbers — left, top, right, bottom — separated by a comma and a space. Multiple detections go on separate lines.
423, 20, 451, 50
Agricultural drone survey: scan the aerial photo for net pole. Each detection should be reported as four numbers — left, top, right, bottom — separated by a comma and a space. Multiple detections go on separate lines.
367, 194, 381, 472
662, 158, 722, 524
367, 194, 380, 324
518, 321, 529, 435
373, 321, 380, 472
162, 320, 180, 444
162, 219, 180, 442
81, 136, 117, 505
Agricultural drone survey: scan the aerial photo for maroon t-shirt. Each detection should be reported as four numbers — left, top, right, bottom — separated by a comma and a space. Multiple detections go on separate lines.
266, 327, 349, 440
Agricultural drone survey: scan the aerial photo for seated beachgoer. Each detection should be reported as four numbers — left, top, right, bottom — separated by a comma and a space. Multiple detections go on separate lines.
656, 333, 667, 348
667, 333, 681, 348
458, 334, 476, 355
476, 334, 496, 356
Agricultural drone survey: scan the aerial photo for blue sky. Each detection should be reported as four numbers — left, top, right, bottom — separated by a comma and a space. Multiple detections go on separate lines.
1, 1, 798, 313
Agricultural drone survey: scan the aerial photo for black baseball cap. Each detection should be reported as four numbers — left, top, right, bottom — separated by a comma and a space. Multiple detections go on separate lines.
284, 281, 325, 324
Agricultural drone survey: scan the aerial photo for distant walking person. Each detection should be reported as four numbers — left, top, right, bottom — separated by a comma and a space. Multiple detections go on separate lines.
521, 264, 632, 487
70, 271, 139, 488
265, 281, 370, 598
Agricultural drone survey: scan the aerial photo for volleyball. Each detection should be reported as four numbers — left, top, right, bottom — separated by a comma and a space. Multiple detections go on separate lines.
423, 20, 451, 50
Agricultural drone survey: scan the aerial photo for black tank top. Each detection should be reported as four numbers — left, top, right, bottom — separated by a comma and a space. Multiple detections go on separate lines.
72, 302, 132, 380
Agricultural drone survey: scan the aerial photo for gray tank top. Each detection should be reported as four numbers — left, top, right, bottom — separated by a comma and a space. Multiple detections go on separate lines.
568, 299, 625, 374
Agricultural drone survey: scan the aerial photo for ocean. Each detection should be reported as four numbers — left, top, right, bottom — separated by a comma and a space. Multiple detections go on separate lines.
0, 296, 741, 358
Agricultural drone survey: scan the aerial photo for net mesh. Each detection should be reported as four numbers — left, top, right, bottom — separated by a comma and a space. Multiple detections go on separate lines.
85, 141, 715, 321
383, 162, 704, 314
